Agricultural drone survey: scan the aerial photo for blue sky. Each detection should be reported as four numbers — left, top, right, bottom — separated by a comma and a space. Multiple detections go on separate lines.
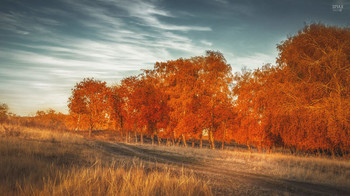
0, 0, 349, 116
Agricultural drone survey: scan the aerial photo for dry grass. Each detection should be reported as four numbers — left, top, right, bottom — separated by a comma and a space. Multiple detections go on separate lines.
140, 144, 350, 188
0, 124, 212, 196
223, 150, 350, 187
17, 163, 211, 196
2, 123, 349, 195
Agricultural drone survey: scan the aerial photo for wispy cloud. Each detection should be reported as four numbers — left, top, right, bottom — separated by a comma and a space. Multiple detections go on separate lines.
0, 0, 213, 115
200, 40, 213, 46
111, 0, 211, 31
0, 10, 63, 35
214, 0, 229, 5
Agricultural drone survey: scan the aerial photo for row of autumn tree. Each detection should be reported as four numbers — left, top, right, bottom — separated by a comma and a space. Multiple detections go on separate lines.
66, 24, 350, 154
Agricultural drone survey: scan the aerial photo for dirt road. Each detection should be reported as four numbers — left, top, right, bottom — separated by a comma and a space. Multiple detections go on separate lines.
96, 141, 350, 196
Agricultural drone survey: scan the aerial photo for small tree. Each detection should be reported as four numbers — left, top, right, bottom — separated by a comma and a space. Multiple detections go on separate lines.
68, 78, 110, 136
0, 103, 9, 123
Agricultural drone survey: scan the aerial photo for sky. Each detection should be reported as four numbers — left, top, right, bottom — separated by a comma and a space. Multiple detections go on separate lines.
0, 0, 349, 116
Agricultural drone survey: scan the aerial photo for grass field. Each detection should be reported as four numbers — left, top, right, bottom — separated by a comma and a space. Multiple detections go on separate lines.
1, 123, 350, 195
0, 124, 211, 196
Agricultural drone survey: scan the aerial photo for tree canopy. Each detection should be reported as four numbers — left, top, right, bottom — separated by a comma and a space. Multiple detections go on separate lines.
68, 78, 111, 136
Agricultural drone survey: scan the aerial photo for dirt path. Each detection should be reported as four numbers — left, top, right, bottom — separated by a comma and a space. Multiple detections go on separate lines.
96, 141, 350, 196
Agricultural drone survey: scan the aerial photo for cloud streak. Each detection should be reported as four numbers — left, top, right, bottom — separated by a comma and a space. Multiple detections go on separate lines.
0, 0, 213, 115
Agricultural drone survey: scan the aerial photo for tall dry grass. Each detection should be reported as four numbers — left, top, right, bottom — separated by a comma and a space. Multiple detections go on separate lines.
20, 163, 211, 196
0, 124, 212, 196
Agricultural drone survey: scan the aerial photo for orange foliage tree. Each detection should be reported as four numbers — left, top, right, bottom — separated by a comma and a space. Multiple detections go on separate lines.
233, 65, 285, 151
234, 24, 350, 154
68, 78, 111, 136
107, 84, 129, 137
118, 73, 168, 145
116, 76, 140, 143
275, 24, 350, 154
153, 51, 234, 148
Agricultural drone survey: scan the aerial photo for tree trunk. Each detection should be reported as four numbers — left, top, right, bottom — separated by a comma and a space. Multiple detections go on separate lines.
141, 132, 143, 144
222, 126, 226, 150
192, 139, 195, 148
151, 134, 154, 145
75, 114, 81, 131
200, 134, 203, 149
208, 130, 212, 149
134, 131, 137, 143
158, 135, 161, 146
209, 130, 215, 149
172, 131, 176, 146
125, 131, 128, 143
290, 146, 295, 154
89, 116, 93, 137
176, 138, 180, 146
182, 134, 187, 147
258, 144, 262, 153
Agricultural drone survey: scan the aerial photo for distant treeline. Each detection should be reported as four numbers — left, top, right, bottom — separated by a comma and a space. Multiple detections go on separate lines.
2, 24, 349, 155
0, 107, 67, 131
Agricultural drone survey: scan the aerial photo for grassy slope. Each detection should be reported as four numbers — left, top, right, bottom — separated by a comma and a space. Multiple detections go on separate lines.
0, 124, 212, 196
